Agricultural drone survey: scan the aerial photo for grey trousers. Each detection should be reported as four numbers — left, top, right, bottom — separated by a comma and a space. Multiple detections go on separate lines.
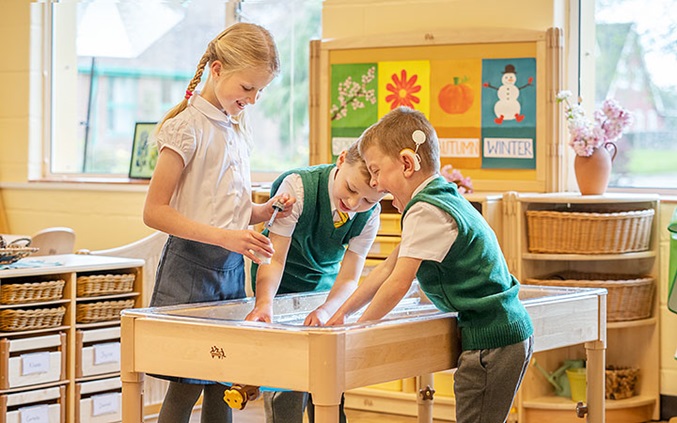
453, 336, 534, 423
264, 390, 347, 423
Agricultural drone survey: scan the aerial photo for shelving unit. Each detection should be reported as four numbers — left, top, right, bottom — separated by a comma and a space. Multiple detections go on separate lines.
503, 192, 660, 423
0, 254, 144, 423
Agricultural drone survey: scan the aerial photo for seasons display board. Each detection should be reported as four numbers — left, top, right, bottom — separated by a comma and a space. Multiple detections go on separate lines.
309, 28, 564, 192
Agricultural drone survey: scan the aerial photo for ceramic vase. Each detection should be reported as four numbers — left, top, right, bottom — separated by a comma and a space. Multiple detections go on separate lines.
573, 142, 617, 195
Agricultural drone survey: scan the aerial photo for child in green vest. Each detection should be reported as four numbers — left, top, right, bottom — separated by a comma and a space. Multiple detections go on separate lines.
245, 140, 384, 423
327, 107, 534, 423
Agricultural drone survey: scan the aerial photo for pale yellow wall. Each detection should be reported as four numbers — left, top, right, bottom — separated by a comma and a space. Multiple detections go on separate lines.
322, 0, 564, 38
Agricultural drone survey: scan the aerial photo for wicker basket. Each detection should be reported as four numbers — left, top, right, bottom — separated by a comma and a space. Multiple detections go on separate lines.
0, 306, 66, 331
76, 273, 135, 297
526, 209, 654, 254
524, 272, 655, 322
606, 366, 639, 400
1, 279, 66, 304
76, 299, 135, 323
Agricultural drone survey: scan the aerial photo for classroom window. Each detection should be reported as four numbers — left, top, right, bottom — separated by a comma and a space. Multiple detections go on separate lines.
590, 0, 677, 190
46, 0, 320, 180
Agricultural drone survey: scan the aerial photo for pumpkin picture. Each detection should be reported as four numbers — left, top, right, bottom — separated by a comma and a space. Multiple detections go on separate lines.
438, 76, 474, 114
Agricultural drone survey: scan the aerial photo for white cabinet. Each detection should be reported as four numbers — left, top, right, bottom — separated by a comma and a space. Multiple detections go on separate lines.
503, 192, 660, 423
0, 254, 143, 423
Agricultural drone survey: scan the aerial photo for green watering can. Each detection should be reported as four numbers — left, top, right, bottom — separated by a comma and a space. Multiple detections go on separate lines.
532, 358, 585, 398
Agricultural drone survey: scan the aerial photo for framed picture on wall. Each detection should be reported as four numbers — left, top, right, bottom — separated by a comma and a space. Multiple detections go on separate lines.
129, 122, 158, 179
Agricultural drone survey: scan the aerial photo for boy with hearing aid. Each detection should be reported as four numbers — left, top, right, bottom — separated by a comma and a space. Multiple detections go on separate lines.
327, 107, 534, 423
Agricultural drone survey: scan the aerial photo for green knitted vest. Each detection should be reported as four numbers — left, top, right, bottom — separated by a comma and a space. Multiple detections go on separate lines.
251, 165, 375, 293
402, 176, 533, 350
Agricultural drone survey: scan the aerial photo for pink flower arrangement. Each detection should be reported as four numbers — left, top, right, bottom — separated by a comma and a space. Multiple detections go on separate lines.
441, 164, 473, 194
556, 90, 633, 157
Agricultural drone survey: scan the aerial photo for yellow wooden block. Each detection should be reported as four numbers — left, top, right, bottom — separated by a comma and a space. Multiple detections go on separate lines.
378, 213, 402, 236
402, 377, 416, 393
367, 379, 403, 392
368, 235, 400, 259
433, 371, 455, 397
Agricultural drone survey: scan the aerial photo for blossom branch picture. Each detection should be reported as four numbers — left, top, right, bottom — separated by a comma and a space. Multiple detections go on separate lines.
330, 64, 377, 127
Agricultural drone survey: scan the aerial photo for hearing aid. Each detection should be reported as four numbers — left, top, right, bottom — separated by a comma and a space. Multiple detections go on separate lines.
400, 129, 427, 171
400, 148, 421, 171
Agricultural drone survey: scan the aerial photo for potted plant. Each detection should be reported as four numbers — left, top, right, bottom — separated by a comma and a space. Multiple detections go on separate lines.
556, 91, 633, 195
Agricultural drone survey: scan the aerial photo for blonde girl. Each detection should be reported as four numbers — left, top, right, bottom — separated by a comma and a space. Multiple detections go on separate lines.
143, 23, 293, 423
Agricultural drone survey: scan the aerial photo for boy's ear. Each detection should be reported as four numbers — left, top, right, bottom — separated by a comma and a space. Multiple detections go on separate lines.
400, 148, 420, 172
335, 150, 347, 169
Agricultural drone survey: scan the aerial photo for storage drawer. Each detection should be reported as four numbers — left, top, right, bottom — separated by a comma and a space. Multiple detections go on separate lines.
367, 236, 400, 259
76, 327, 121, 378
0, 333, 66, 390
378, 213, 401, 236
1, 386, 65, 423
75, 377, 121, 423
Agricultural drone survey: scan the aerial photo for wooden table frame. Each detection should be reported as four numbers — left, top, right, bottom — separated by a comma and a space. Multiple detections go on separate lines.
121, 287, 606, 423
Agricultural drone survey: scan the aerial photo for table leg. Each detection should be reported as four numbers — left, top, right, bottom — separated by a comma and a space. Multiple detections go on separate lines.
313, 404, 340, 423
121, 315, 144, 422
585, 339, 606, 423
416, 373, 434, 423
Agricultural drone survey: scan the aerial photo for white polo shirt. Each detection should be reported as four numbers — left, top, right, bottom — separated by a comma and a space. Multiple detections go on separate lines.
156, 95, 252, 230
399, 175, 458, 262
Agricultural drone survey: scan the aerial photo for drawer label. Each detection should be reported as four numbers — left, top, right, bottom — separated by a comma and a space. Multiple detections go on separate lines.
94, 342, 121, 365
19, 404, 49, 423
21, 352, 50, 376
92, 393, 120, 416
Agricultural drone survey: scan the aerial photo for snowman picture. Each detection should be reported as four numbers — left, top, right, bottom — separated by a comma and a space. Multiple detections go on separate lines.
483, 64, 533, 124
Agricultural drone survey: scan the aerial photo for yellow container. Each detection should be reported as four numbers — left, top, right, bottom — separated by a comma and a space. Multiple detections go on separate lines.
566, 368, 587, 402
367, 379, 402, 392
433, 371, 455, 397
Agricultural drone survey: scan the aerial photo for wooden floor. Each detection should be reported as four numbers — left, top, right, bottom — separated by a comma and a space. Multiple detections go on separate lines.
145, 400, 673, 422
145, 400, 448, 422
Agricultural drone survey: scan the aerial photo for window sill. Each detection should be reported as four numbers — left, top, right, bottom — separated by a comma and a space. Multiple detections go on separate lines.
0, 179, 149, 192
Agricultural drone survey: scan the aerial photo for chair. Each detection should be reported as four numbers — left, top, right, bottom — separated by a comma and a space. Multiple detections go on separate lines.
30, 227, 76, 256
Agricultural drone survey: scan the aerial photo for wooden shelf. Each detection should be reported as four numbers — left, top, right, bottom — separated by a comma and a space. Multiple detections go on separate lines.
0, 254, 144, 423
508, 192, 660, 423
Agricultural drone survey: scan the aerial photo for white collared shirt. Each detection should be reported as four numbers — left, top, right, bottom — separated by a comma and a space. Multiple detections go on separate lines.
399, 175, 458, 262
270, 168, 381, 258
156, 95, 252, 230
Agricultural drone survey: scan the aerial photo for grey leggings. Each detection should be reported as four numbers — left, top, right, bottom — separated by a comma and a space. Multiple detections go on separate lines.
157, 381, 232, 423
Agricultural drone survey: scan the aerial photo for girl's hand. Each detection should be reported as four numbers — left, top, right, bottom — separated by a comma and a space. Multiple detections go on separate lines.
250, 193, 296, 226
245, 304, 273, 323
221, 229, 274, 264
304, 308, 332, 326
267, 192, 295, 221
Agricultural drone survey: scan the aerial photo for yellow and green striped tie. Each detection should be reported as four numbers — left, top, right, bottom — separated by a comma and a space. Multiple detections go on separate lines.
334, 210, 349, 228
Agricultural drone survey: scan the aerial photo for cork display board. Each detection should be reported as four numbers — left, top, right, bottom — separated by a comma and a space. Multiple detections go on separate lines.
309, 28, 564, 192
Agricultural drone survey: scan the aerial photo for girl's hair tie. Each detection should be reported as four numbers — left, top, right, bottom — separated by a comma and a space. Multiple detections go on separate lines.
185, 90, 194, 100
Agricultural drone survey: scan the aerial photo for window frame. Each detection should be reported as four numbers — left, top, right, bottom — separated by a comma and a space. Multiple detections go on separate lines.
37, 0, 292, 185
576, 0, 677, 195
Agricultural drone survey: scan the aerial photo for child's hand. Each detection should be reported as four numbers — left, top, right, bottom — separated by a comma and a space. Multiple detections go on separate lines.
222, 229, 274, 264
325, 311, 347, 326
245, 305, 273, 323
303, 308, 332, 326
267, 193, 295, 221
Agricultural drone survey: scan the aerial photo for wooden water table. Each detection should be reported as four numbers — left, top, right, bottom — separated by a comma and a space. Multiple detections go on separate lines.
121, 285, 607, 423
